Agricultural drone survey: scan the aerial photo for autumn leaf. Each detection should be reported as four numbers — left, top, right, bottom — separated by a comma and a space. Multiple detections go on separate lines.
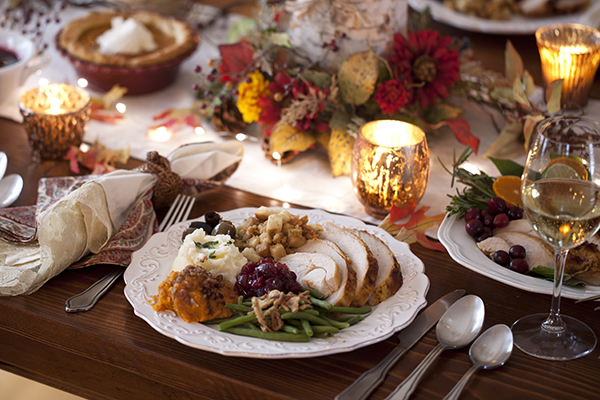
65, 140, 130, 175
89, 84, 127, 124
338, 51, 379, 106
505, 40, 523, 84
523, 114, 545, 150
378, 202, 446, 252
219, 42, 255, 74
152, 108, 202, 131
423, 103, 463, 124
483, 121, 526, 159
328, 111, 354, 177
433, 117, 479, 155
269, 123, 316, 155
546, 79, 563, 114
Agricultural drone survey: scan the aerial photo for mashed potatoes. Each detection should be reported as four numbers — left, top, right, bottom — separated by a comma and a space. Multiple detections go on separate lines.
171, 228, 248, 285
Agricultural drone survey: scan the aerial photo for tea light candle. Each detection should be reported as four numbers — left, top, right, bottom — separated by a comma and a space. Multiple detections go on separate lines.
20, 83, 91, 161
351, 120, 430, 218
536, 24, 600, 108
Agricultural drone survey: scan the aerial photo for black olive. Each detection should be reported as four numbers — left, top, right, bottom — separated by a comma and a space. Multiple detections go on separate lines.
189, 221, 213, 233
204, 211, 222, 228
211, 220, 236, 236
182, 221, 213, 241
181, 227, 196, 241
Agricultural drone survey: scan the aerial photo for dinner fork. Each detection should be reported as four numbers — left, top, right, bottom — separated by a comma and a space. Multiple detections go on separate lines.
65, 194, 195, 312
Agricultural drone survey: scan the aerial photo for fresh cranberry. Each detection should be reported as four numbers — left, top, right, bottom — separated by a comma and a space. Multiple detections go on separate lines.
493, 213, 510, 228
464, 208, 481, 222
465, 219, 484, 238
509, 258, 529, 274
509, 245, 527, 259
507, 206, 524, 220
492, 250, 510, 266
488, 197, 507, 215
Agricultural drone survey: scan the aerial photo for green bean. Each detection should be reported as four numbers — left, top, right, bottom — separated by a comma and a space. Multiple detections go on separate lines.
217, 313, 257, 331
225, 303, 253, 313
223, 327, 311, 342
244, 322, 260, 330
237, 295, 244, 305
282, 324, 299, 334
325, 306, 372, 315
281, 311, 332, 326
313, 332, 330, 338
311, 325, 340, 335
344, 315, 365, 326
309, 296, 332, 310
320, 316, 350, 329
304, 287, 325, 299
301, 319, 313, 337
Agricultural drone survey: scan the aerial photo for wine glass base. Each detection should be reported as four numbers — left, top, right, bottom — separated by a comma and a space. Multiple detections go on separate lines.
512, 313, 597, 361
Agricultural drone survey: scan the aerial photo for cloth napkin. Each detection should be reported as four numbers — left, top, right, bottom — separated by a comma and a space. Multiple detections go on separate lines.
0, 140, 243, 296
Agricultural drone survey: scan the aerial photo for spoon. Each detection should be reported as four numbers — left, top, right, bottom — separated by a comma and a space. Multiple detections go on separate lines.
0, 152, 6, 181
442, 324, 513, 400
385, 295, 485, 400
0, 174, 23, 208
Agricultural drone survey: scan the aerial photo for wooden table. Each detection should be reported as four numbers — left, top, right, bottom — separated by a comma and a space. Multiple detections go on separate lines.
2, 7, 600, 400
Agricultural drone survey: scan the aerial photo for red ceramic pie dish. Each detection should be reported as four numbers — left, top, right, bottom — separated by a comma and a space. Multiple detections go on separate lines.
55, 30, 199, 96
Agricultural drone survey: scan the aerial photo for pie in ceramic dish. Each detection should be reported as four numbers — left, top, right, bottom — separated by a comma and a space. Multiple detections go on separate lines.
57, 10, 197, 67
56, 11, 199, 94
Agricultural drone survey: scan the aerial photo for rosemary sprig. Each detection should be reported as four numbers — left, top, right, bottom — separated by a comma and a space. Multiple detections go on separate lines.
440, 147, 496, 217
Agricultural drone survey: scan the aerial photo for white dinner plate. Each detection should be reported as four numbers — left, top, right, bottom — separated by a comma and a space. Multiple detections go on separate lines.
124, 207, 429, 359
409, 0, 600, 35
438, 213, 600, 300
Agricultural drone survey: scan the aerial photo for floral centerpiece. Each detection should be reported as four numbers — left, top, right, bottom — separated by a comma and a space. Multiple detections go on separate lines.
192, 1, 482, 176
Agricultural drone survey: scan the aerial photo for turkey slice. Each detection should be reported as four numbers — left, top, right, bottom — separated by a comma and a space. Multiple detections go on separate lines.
495, 231, 554, 271
295, 239, 356, 307
279, 252, 342, 297
319, 229, 378, 307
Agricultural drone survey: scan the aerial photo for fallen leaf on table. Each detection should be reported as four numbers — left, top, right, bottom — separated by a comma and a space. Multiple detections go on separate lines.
152, 108, 202, 131
90, 85, 127, 123
65, 140, 130, 175
379, 202, 446, 252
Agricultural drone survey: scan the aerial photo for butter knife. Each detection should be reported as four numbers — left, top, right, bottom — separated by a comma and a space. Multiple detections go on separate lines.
335, 289, 466, 400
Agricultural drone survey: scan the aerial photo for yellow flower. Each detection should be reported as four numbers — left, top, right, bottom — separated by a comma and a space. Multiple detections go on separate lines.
236, 70, 270, 123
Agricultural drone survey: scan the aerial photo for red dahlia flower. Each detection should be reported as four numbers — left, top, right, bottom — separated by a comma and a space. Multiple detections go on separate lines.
374, 79, 411, 116
390, 29, 460, 109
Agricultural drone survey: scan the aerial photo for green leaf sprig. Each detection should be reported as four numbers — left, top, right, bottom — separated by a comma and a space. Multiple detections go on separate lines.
441, 147, 496, 217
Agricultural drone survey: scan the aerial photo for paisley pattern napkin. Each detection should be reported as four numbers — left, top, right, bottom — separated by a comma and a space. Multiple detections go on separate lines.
0, 141, 244, 296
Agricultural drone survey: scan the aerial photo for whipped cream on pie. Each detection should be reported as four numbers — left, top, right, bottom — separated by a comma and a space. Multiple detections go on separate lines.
96, 16, 158, 55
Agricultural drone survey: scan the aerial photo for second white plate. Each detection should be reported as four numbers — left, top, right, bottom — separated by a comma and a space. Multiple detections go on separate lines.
409, 0, 600, 35
438, 213, 600, 300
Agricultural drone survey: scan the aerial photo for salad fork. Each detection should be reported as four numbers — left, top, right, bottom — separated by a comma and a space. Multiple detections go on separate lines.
65, 194, 195, 312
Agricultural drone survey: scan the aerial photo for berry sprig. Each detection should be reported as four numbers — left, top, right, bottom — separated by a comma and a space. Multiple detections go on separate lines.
0, 0, 66, 54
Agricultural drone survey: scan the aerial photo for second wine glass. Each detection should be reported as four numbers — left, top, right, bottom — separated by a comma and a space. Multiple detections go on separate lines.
512, 116, 599, 360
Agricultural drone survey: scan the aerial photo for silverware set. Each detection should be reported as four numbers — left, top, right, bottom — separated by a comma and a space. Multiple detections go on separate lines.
336, 291, 513, 400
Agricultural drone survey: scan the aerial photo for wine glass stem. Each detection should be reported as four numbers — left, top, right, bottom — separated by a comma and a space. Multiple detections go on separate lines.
542, 247, 569, 334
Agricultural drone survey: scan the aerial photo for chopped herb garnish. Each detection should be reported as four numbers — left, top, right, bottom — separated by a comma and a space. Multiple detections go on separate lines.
209, 250, 217, 259
194, 240, 220, 249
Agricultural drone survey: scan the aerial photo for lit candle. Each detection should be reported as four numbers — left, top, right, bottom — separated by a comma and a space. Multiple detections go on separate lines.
351, 120, 430, 218
536, 24, 600, 108
147, 126, 172, 142
19, 83, 91, 161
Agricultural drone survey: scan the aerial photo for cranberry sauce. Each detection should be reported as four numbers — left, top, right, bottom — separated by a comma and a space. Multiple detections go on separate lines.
0, 47, 19, 69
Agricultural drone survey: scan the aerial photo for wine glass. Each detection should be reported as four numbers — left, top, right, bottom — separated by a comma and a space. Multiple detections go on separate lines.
512, 116, 599, 360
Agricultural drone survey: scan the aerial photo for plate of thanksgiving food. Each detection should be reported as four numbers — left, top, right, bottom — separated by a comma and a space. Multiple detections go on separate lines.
438, 150, 600, 300
409, 0, 600, 35
124, 207, 428, 358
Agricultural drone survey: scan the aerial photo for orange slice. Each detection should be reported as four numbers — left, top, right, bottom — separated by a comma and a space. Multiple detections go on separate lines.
547, 157, 588, 180
492, 175, 522, 207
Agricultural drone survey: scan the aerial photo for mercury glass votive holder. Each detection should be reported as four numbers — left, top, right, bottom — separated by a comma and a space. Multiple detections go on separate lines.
351, 120, 430, 218
536, 23, 600, 108
19, 83, 91, 161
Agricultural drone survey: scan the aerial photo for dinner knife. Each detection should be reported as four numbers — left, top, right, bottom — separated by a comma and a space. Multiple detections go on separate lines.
335, 289, 466, 400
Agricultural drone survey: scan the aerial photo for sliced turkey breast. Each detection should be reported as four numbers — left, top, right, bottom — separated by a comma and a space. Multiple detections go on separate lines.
318, 229, 378, 307
477, 236, 511, 258
495, 231, 554, 271
279, 252, 342, 297
494, 219, 536, 236
339, 229, 403, 305
295, 239, 357, 307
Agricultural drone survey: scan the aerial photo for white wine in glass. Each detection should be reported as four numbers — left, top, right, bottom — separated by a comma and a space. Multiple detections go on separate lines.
513, 116, 599, 360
